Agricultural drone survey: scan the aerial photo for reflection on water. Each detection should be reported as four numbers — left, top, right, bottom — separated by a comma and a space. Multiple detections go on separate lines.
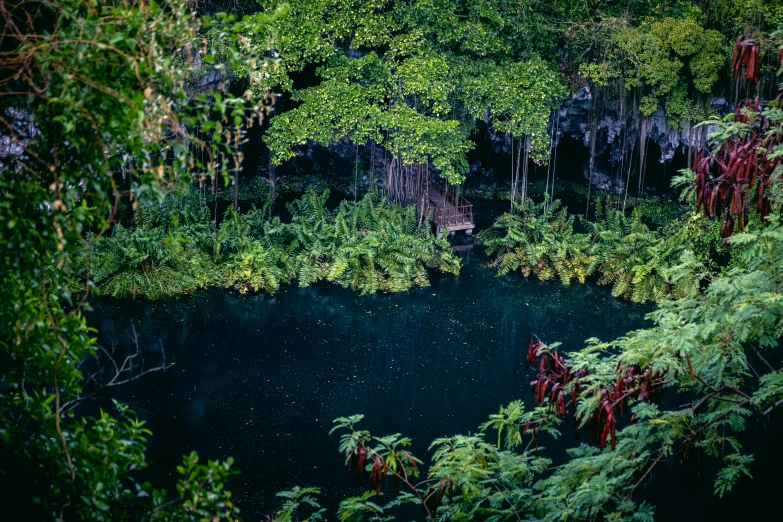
91, 246, 651, 516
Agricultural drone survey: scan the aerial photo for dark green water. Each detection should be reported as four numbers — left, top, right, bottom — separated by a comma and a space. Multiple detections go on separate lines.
88, 237, 783, 520
90, 243, 653, 516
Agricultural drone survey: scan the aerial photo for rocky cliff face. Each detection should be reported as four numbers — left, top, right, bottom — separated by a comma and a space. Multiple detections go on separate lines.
264, 86, 732, 194
549, 88, 728, 190
557, 87, 727, 159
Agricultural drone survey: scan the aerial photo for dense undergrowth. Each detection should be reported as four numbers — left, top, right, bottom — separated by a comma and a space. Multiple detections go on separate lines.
477, 192, 731, 303
69, 190, 459, 299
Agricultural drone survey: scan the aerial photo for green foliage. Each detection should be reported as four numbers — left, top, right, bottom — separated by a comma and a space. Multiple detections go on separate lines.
618, 16, 725, 96
330, 162, 783, 518
217, 206, 295, 294
714, 453, 754, 498
586, 200, 715, 303
0, 1, 280, 518
69, 194, 217, 299
525, 101, 783, 515
480, 196, 724, 304
457, 58, 567, 162
330, 407, 557, 522
477, 199, 594, 284
5, 1, 783, 521
80, 224, 209, 299
576, 10, 726, 124
481, 400, 561, 450
288, 189, 461, 294
70, 189, 459, 298
149, 451, 241, 522
262, 0, 567, 186
336, 491, 387, 522
702, 0, 783, 38
326, 404, 661, 522
264, 487, 325, 522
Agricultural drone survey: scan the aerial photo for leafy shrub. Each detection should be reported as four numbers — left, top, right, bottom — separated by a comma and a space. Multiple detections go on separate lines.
82, 225, 210, 299
288, 189, 461, 294
71, 194, 218, 299
477, 199, 594, 285
586, 199, 708, 303
216, 206, 295, 293
480, 197, 723, 303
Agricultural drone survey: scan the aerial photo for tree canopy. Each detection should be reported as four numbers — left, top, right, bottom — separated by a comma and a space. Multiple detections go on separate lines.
260, 0, 566, 192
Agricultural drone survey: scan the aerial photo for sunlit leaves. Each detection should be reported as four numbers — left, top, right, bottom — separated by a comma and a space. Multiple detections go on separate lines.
457, 57, 566, 163
616, 16, 725, 97
577, 13, 725, 124
264, 0, 567, 187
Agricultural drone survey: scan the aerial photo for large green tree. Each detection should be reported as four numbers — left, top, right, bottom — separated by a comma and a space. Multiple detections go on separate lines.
258, 0, 565, 214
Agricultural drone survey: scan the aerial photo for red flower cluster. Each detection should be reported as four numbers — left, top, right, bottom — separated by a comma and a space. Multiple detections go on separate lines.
528, 337, 573, 418
733, 38, 761, 84
527, 337, 666, 451
695, 38, 783, 238
348, 441, 368, 479
694, 96, 780, 236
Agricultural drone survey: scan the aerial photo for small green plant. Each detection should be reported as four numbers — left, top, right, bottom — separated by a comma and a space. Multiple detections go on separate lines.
216, 206, 295, 294
262, 487, 325, 522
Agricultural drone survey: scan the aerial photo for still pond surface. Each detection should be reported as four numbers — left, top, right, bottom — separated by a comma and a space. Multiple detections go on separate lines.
89, 240, 781, 521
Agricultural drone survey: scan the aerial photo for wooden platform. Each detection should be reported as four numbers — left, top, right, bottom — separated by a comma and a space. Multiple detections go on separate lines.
428, 182, 474, 236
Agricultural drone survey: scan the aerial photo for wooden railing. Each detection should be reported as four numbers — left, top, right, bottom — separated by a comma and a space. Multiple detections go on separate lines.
432, 204, 474, 227
429, 180, 474, 228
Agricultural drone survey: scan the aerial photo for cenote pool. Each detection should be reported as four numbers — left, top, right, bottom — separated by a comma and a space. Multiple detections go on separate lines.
87, 229, 783, 521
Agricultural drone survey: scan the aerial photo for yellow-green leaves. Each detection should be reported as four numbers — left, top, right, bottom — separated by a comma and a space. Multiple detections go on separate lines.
264, 0, 567, 187
612, 16, 725, 121
458, 57, 566, 163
